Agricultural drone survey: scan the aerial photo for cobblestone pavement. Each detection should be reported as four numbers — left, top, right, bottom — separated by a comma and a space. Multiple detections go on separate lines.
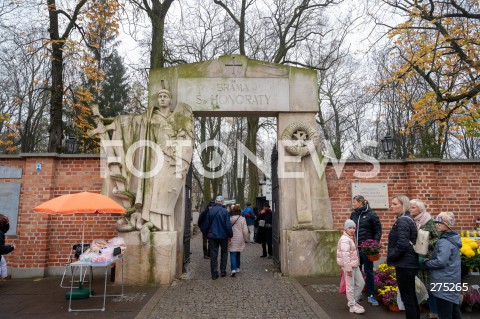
136, 229, 328, 319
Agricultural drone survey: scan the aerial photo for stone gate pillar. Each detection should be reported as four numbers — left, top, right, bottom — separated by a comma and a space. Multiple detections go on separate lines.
277, 113, 339, 276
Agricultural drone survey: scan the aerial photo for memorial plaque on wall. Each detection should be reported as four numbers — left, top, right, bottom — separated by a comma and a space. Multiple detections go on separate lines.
0, 183, 21, 235
351, 183, 389, 209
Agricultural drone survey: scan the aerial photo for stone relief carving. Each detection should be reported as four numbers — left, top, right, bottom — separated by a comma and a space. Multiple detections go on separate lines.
281, 122, 318, 157
89, 87, 194, 243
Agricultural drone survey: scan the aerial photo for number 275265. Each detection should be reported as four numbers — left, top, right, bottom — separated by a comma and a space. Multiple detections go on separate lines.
429, 283, 468, 292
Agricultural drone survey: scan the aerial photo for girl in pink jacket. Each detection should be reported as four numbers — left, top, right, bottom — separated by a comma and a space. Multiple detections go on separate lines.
337, 219, 365, 314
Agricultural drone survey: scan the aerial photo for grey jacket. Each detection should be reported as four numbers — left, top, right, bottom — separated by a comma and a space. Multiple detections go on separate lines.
425, 231, 462, 304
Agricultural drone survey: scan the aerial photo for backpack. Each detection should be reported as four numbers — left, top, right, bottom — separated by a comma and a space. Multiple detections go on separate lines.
401, 216, 429, 256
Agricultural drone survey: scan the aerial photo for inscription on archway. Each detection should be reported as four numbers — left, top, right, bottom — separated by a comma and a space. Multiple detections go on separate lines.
178, 78, 289, 112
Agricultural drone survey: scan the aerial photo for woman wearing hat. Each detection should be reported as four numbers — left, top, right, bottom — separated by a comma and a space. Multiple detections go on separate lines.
424, 212, 463, 319
337, 219, 365, 314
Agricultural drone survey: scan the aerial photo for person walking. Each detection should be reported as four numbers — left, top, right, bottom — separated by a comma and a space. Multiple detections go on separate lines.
387, 195, 420, 319
229, 204, 249, 277
349, 195, 382, 306
424, 212, 463, 319
337, 219, 365, 314
410, 199, 440, 319
0, 214, 14, 282
198, 201, 214, 259
200, 196, 233, 280
255, 204, 273, 258
242, 203, 256, 243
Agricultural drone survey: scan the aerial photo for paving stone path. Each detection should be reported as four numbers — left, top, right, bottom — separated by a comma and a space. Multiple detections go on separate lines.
137, 228, 324, 319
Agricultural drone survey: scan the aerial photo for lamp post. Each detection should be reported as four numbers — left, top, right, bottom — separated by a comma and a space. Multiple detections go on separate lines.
65, 137, 80, 154
381, 133, 394, 159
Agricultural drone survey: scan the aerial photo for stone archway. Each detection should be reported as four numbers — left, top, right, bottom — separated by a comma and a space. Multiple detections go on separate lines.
114, 55, 339, 284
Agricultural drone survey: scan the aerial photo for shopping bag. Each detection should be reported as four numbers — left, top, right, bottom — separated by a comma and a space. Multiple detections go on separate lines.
397, 289, 405, 310
415, 276, 429, 303
339, 270, 346, 294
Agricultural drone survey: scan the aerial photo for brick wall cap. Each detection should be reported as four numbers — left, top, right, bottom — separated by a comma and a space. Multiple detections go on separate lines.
2, 153, 101, 159
327, 158, 480, 164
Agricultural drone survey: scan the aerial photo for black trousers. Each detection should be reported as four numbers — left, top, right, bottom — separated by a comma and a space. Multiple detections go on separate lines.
202, 234, 209, 257
208, 238, 228, 277
396, 267, 420, 319
435, 297, 462, 319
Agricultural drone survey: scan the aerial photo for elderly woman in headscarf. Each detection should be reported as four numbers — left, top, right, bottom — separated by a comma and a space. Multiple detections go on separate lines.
410, 199, 440, 319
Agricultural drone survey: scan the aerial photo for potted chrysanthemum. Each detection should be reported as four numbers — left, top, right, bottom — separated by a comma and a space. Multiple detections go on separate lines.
359, 239, 382, 261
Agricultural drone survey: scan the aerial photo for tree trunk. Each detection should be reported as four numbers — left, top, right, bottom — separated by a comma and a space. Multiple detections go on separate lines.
47, 0, 64, 153
149, 0, 174, 70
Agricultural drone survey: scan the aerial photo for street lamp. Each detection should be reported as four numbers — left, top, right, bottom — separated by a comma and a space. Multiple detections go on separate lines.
65, 137, 80, 154
381, 134, 394, 159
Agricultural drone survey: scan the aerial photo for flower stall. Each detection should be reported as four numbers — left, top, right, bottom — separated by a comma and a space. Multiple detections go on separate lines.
461, 237, 480, 274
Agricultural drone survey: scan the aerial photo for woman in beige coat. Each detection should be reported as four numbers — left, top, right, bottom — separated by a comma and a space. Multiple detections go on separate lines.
229, 204, 249, 277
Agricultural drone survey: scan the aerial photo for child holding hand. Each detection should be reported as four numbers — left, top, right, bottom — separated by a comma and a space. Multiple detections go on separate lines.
337, 219, 365, 314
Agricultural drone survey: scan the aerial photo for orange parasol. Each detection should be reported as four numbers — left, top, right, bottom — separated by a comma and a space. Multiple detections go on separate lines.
33, 191, 125, 299
33, 191, 125, 215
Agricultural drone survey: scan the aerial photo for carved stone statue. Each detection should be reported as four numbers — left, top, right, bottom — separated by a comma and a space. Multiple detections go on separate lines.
89, 88, 194, 242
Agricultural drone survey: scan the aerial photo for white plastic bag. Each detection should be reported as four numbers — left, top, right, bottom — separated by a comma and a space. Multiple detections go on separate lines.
415, 276, 429, 304
397, 290, 405, 311
396, 276, 428, 311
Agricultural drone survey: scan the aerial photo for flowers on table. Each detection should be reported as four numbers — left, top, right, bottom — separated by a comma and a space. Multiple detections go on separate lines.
460, 237, 480, 271
359, 239, 382, 256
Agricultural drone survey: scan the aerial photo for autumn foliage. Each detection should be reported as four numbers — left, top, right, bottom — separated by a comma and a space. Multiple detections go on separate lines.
381, 0, 480, 139
67, 0, 122, 152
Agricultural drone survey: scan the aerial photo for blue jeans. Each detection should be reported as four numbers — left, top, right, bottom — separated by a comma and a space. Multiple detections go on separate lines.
230, 252, 241, 271
359, 251, 374, 296
208, 238, 228, 277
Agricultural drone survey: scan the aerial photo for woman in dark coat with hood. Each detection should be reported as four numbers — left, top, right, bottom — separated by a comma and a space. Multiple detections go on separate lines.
387, 195, 419, 319
255, 204, 273, 258
350, 195, 382, 305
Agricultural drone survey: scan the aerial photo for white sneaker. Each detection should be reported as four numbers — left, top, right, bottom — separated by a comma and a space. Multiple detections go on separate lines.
236, 268, 240, 273
349, 304, 365, 314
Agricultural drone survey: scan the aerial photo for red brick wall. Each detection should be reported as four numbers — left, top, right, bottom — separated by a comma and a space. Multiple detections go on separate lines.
1, 156, 479, 273
0, 155, 116, 271
326, 160, 480, 255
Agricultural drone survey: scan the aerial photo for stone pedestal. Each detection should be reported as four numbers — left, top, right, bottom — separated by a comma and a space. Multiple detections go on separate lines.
282, 229, 340, 276
116, 231, 177, 285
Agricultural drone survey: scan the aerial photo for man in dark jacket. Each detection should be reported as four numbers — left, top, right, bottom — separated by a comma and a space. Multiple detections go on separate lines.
201, 196, 233, 279
350, 195, 382, 306
198, 201, 214, 259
